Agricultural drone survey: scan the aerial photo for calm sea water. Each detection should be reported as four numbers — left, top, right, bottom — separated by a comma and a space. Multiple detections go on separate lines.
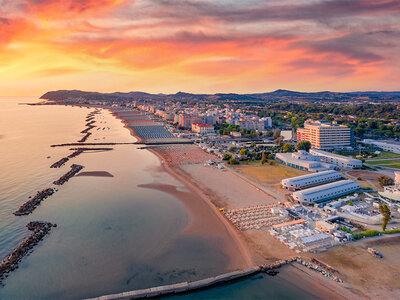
0, 98, 314, 299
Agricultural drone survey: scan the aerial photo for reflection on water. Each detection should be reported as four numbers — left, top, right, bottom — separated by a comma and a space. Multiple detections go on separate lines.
0, 99, 227, 299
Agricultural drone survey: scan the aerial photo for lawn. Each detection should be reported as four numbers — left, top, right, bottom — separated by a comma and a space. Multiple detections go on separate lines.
231, 162, 309, 184
367, 159, 400, 165
374, 151, 400, 159
378, 163, 400, 169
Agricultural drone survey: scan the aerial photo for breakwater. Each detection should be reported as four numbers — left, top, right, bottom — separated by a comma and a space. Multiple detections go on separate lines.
51, 142, 136, 147
50, 148, 112, 168
50, 149, 83, 168
13, 188, 55, 216
90, 257, 343, 300
0, 222, 56, 285
88, 267, 261, 300
78, 132, 92, 143
53, 164, 84, 185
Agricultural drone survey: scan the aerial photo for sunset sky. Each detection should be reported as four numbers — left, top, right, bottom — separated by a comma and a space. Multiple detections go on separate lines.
1, 0, 400, 96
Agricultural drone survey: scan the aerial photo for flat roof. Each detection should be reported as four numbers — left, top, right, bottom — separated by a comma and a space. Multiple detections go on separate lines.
293, 180, 359, 197
282, 170, 340, 183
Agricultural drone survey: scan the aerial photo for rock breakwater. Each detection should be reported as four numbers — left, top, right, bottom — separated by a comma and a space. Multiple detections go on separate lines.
0, 221, 56, 285
13, 188, 55, 216
53, 164, 83, 185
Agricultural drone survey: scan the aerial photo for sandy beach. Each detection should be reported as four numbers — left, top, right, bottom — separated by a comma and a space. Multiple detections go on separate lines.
147, 148, 254, 270
110, 109, 371, 299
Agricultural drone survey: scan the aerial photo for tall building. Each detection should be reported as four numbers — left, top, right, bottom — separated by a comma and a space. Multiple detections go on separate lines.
296, 120, 353, 150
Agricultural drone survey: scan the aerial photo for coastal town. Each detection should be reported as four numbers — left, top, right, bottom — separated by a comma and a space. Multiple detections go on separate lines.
7, 91, 395, 299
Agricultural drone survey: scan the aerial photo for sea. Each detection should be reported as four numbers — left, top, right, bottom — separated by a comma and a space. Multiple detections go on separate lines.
0, 97, 315, 299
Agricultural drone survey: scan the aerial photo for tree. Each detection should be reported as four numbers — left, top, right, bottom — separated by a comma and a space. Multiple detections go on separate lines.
282, 143, 294, 152
228, 158, 240, 165
273, 129, 281, 139
228, 146, 237, 153
223, 153, 232, 161
239, 148, 248, 156
250, 143, 256, 148
275, 136, 284, 146
267, 154, 275, 160
378, 175, 394, 187
379, 204, 391, 231
297, 141, 311, 152
261, 150, 266, 165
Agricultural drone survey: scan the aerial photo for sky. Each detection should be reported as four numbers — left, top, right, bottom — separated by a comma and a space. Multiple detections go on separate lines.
1, 0, 400, 96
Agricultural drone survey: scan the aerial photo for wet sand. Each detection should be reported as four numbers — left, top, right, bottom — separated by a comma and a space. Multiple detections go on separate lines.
146, 148, 254, 270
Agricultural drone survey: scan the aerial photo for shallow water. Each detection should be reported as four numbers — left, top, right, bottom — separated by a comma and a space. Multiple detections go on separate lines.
0, 98, 321, 299
0, 99, 227, 299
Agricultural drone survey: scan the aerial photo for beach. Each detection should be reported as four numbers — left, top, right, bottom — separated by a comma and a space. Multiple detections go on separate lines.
110, 108, 368, 300
109, 108, 255, 270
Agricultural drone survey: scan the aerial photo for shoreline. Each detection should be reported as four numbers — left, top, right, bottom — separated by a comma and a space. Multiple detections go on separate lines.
147, 147, 254, 270
109, 108, 254, 270
105, 107, 361, 299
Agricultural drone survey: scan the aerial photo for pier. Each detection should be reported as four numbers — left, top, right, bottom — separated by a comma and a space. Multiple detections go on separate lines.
88, 267, 261, 300
0, 222, 56, 285
89, 256, 342, 300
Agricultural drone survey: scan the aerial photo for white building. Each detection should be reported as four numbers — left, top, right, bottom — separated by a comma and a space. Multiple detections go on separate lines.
297, 120, 353, 150
235, 119, 264, 131
276, 150, 336, 172
292, 180, 360, 203
281, 170, 342, 190
191, 123, 215, 135
379, 171, 400, 202
309, 149, 363, 169
362, 139, 400, 154
261, 117, 272, 128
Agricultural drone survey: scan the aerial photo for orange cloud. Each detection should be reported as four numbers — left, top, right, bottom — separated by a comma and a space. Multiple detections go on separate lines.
0, 0, 399, 95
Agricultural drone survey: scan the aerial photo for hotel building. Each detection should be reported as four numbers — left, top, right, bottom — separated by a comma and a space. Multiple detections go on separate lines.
297, 120, 353, 150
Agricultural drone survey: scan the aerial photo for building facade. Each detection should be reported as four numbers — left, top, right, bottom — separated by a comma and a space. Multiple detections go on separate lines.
297, 120, 353, 150
192, 123, 215, 135
281, 170, 342, 190
309, 149, 363, 169
362, 139, 400, 154
292, 180, 360, 203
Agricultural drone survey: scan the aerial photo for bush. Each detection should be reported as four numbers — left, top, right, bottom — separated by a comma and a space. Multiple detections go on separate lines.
378, 175, 394, 186
383, 228, 400, 234
352, 230, 381, 240
223, 154, 232, 161
339, 226, 351, 233
357, 177, 362, 180
228, 158, 240, 165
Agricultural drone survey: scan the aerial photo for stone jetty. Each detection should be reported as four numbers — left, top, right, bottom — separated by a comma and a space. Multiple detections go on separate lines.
0, 221, 56, 285
50, 157, 69, 168
78, 132, 92, 143
13, 188, 55, 216
50, 149, 85, 168
261, 257, 342, 283
87, 267, 261, 300
90, 256, 343, 299
53, 164, 83, 185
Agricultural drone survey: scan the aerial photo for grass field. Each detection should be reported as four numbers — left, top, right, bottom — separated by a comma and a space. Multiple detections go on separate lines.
231, 162, 309, 184
374, 151, 400, 159
367, 159, 400, 165
377, 163, 400, 169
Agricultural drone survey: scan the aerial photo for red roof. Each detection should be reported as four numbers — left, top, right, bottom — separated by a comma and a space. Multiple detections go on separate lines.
192, 123, 213, 127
